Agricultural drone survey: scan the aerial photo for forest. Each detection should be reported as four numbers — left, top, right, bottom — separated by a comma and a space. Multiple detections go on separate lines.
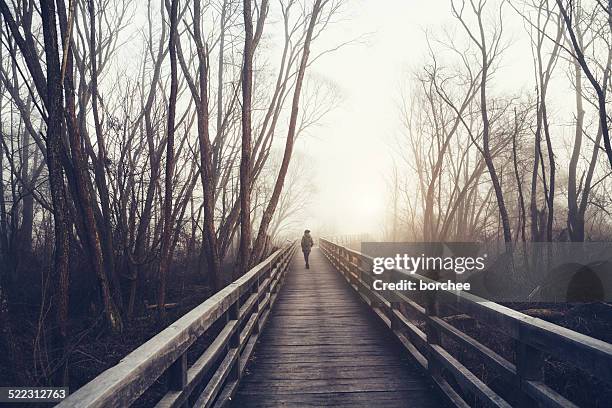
0, 0, 340, 389
1, 0, 612, 402
382, 5, 612, 402
388, 0, 612, 246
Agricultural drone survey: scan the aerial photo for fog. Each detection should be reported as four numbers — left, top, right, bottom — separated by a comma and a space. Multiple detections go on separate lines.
3, 1, 612, 399
90, 0, 580, 240
293, 0, 546, 237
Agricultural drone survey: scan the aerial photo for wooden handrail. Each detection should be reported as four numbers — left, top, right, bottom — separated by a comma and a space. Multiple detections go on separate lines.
320, 237, 612, 408
57, 242, 297, 408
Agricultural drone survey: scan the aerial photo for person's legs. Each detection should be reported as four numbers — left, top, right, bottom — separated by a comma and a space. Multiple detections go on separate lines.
303, 250, 310, 268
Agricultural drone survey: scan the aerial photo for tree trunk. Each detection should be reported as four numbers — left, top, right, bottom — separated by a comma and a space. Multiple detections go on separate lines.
238, 0, 255, 277
40, 0, 71, 383
250, 0, 324, 264
480, 53, 511, 243
158, 0, 179, 320
568, 60, 585, 242
87, 0, 122, 309
557, 0, 612, 170
56, 0, 122, 332
19, 128, 34, 253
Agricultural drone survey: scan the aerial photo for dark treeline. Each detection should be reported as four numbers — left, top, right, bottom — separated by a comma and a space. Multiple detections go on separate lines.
0, 0, 340, 386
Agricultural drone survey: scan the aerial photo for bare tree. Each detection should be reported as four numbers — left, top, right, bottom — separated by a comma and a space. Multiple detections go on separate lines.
557, 0, 612, 169
565, 0, 612, 241
238, 0, 256, 276
250, 0, 327, 264
451, 0, 513, 243
157, 0, 179, 319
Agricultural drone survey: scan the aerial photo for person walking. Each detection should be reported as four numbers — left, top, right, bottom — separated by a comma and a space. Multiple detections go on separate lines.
301, 229, 314, 269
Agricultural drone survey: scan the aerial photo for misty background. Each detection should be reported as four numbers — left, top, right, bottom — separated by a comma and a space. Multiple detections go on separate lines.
298, 0, 574, 236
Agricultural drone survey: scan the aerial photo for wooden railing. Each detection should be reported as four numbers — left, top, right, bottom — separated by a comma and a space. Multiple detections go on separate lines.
57, 242, 297, 408
320, 238, 612, 408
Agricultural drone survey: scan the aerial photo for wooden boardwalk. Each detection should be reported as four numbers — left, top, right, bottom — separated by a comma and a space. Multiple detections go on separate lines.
230, 247, 444, 407
57, 240, 612, 408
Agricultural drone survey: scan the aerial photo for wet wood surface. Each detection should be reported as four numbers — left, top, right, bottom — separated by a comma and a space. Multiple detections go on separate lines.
230, 248, 444, 407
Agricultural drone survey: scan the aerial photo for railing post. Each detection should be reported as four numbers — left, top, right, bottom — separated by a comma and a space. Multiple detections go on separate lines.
425, 289, 442, 379
344, 251, 351, 281
271, 259, 279, 294
356, 255, 366, 297
390, 300, 401, 332
252, 275, 260, 334
228, 299, 241, 382
341, 251, 349, 281
334, 244, 339, 267
350, 256, 358, 287
264, 262, 273, 311
516, 325, 544, 407
280, 249, 288, 279
278, 253, 286, 284
167, 354, 187, 391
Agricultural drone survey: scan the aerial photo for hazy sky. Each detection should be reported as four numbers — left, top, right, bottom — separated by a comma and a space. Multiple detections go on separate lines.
117, 0, 576, 239
298, 0, 435, 236
294, 0, 573, 237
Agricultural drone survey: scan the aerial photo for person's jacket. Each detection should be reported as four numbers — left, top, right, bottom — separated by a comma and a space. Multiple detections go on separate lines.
301, 233, 314, 251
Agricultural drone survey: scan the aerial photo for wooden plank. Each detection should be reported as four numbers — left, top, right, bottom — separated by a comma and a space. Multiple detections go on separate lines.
193, 348, 240, 408
231, 390, 441, 408
58, 243, 295, 408
323, 238, 612, 391
394, 291, 426, 315
430, 315, 517, 385
433, 377, 471, 408
396, 332, 428, 370
57, 289, 238, 408
155, 319, 238, 407
214, 313, 269, 408
237, 380, 431, 394
430, 344, 511, 408
241, 365, 419, 382
231, 248, 444, 408
523, 381, 579, 408
391, 309, 428, 352
243, 360, 411, 370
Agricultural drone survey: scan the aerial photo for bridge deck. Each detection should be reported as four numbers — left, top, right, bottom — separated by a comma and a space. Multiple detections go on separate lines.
230, 247, 444, 407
